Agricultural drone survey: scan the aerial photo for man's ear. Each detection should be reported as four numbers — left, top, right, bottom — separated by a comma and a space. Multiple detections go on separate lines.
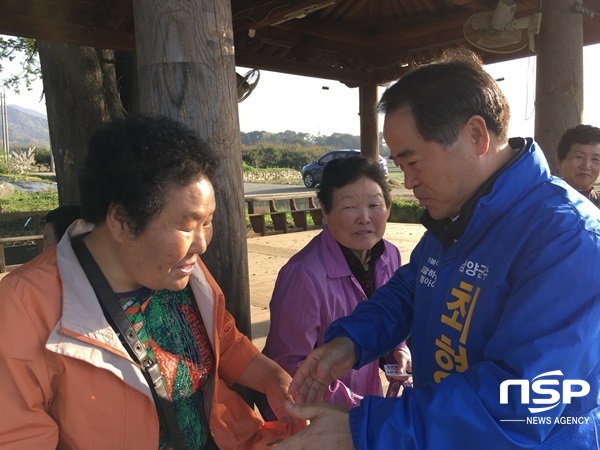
105, 203, 132, 244
464, 115, 490, 156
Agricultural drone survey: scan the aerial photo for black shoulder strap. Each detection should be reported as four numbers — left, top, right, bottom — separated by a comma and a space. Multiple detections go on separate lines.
71, 237, 187, 450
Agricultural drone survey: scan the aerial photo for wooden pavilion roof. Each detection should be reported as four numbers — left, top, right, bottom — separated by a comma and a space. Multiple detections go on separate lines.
0, 0, 599, 86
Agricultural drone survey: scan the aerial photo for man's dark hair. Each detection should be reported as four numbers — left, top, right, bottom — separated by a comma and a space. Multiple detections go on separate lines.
557, 124, 600, 161
317, 157, 391, 214
377, 48, 510, 146
45, 205, 82, 241
80, 115, 219, 235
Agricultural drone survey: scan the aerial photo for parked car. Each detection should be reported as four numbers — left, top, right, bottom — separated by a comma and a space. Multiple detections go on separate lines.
301, 149, 389, 188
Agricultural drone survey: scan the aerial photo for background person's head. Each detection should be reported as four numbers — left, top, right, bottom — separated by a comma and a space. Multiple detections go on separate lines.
317, 157, 391, 261
379, 49, 511, 220
557, 124, 600, 192
80, 116, 219, 292
43, 205, 83, 250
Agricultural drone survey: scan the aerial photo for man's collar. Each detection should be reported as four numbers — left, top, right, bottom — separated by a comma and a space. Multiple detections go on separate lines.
421, 138, 528, 248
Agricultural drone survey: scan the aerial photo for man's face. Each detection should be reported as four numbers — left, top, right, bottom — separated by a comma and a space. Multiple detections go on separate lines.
113, 177, 216, 292
384, 108, 480, 220
559, 143, 600, 192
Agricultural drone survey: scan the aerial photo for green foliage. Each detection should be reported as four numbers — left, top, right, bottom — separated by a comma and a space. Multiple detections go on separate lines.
240, 130, 364, 151
389, 199, 425, 223
33, 147, 51, 166
277, 146, 324, 170
241, 130, 313, 147
0, 189, 58, 213
313, 133, 360, 149
0, 37, 40, 93
0, 158, 18, 175
242, 142, 282, 168
242, 143, 325, 170
242, 161, 255, 172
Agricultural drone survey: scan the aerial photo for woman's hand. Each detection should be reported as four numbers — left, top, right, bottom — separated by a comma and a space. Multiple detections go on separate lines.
263, 370, 308, 433
236, 353, 308, 433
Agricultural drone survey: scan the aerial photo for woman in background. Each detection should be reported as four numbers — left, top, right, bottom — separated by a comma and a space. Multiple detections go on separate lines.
261, 157, 410, 418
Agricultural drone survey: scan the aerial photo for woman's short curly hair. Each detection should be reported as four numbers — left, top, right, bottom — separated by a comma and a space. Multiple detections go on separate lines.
80, 115, 219, 235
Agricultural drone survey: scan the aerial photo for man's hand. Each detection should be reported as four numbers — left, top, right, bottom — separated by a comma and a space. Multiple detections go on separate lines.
276, 402, 354, 450
289, 337, 357, 405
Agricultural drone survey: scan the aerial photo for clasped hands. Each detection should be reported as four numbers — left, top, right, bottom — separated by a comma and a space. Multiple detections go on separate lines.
275, 337, 410, 449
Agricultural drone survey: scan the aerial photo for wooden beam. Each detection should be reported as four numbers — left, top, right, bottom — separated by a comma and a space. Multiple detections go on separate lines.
0, 13, 135, 51
245, 26, 372, 64
134, 0, 252, 337
232, 0, 336, 33
443, 0, 495, 11
359, 83, 379, 161
534, 0, 583, 174
235, 50, 373, 84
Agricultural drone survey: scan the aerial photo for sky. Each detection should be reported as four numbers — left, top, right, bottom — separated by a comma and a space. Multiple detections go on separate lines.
2, 43, 600, 138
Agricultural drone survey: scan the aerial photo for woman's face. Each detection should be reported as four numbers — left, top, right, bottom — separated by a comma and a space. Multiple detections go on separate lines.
323, 176, 390, 255
114, 177, 216, 292
559, 143, 600, 192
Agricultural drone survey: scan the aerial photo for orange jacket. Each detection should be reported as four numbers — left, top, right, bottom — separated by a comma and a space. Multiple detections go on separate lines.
0, 230, 289, 449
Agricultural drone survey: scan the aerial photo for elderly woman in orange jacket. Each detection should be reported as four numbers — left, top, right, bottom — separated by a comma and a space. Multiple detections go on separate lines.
0, 116, 305, 449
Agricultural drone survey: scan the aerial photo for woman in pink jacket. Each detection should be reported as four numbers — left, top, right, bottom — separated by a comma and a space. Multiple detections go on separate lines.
261, 157, 410, 417
0, 116, 304, 449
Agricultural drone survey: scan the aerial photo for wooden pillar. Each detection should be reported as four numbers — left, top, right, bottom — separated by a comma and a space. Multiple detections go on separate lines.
534, 0, 583, 174
359, 83, 379, 161
132, 0, 251, 337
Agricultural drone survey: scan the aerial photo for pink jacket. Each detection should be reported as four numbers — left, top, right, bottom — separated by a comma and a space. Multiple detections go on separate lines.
0, 224, 289, 449
263, 226, 403, 409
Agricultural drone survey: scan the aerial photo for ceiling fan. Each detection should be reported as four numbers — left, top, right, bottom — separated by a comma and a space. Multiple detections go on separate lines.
463, 0, 542, 54
236, 69, 260, 103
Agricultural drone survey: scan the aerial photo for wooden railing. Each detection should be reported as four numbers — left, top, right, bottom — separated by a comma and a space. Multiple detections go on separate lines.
245, 192, 323, 236
0, 211, 48, 273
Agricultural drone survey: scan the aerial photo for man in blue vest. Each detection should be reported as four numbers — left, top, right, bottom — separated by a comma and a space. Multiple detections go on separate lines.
279, 49, 600, 450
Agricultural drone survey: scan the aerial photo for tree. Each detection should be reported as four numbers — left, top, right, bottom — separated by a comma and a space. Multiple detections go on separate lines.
37, 42, 125, 204
314, 132, 360, 149
0, 36, 40, 94
1, 37, 134, 204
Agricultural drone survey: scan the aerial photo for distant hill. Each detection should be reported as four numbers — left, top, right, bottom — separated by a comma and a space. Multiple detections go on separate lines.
5, 105, 50, 148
